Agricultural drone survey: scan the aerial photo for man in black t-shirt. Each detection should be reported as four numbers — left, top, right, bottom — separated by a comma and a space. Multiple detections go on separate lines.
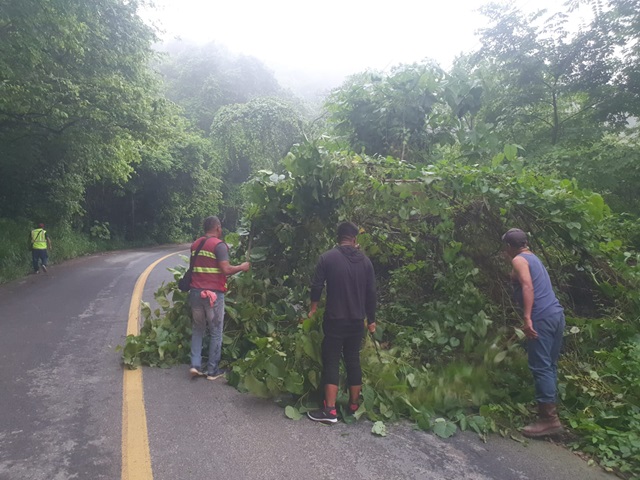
307, 222, 377, 424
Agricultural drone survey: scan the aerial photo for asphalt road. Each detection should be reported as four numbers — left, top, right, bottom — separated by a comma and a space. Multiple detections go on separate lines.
0, 247, 618, 480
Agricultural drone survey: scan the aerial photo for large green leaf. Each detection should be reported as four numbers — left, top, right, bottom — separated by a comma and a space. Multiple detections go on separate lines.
432, 418, 457, 438
284, 406, 302, 420
243, 374, 269, 398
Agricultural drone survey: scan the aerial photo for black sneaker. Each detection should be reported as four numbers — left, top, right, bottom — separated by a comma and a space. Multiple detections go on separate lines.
307, 402, 338, 424
348, 403, 359, 415
206, 368, 228, 380
41, 265, 47, 273
189, 367, 205, 378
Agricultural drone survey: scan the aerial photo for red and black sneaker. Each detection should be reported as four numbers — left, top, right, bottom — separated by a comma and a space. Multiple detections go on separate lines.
307, 401, 338, 424
348, 402, 359, 415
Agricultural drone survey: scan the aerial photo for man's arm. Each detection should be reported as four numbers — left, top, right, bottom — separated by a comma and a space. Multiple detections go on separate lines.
512, 256, 537, 339
215, 242, 249, 275
46, 234, 52, 250
309, 256, 325, 317
365, 260, 376, 332
218, 260, 250, 275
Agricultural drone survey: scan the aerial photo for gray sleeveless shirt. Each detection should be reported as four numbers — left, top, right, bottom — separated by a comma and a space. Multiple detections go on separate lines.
513, 253, 563, 321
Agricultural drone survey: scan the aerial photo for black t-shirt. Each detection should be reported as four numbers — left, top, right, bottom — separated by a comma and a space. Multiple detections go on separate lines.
310, 246, 376, 325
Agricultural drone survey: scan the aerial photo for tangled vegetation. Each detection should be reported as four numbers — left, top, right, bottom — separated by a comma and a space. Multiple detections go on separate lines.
122, 140, 640, 477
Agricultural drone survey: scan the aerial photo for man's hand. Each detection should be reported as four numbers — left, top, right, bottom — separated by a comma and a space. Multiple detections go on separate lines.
239, 262, 250, 272
368, 322, 376, 334
523, 317, 538, 339
308, 301, 318, 319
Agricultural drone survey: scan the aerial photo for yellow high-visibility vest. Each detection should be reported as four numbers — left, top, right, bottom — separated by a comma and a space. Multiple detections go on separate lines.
31, 229, 47, 249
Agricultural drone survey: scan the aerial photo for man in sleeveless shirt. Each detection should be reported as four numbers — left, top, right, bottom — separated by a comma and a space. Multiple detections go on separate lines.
503, 228, 565, 437
188, 216, 250, 380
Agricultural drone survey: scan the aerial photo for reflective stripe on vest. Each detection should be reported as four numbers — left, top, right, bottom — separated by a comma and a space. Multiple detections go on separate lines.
31, 229, 47, 249
192, 267, 222, 274
193, 250, 217, 260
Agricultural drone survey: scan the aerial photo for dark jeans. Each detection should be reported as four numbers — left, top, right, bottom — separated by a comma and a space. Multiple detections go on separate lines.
321, 319, 365, 386
32, 249, 48, 272
527, 311, 565, 404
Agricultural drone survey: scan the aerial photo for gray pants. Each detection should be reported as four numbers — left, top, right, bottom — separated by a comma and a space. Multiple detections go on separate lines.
189, 289, 225, 375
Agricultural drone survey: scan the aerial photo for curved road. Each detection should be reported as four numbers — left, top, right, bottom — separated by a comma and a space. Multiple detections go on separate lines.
0, 247, 617, 480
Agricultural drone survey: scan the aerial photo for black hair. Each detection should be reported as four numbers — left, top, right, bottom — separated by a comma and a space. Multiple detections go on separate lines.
203, 216, 221, 233
337, 222, 359, 242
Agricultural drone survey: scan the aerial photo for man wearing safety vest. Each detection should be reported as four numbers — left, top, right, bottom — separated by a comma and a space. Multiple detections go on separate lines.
188, 216, 250, 380
29, 223, 52, 274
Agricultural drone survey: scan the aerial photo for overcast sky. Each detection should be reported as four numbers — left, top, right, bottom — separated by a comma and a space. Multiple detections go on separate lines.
142, 0, 582, 93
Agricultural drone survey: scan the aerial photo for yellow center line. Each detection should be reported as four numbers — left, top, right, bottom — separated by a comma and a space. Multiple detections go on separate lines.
122, 251, 180, 480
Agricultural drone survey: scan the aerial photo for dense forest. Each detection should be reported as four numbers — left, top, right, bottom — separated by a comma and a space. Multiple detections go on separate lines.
3, 0, 640, 476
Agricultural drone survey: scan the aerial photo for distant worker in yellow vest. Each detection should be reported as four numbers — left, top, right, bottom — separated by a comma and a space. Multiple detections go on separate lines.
29, 223, 52, 274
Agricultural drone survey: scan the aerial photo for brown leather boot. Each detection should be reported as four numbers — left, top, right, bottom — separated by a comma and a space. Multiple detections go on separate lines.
521, 403, 563, 438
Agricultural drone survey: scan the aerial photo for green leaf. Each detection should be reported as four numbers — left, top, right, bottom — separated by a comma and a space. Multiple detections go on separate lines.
586, 193, 605, 221
301, 335, 321, 362
514, 327, 525, 340
363, 384, 375, 412
156, 296, 170, 309
503, 144, 518, 161
432, 418, 457, 438
493, 351, 507, 364
492, 153, 505, 167
141, 301, 152, 320
371, 421, 387, 437
308, 370, 319, 389
284, 406, 302, 420
353, 404, 366, 420
284, 371, 305, 395
265, 358, 286, 379
244, 374, 270, 398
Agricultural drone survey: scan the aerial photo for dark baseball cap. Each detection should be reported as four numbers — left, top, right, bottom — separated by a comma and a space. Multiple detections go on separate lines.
502, 228, 528, 247
38, 223, 45, 228
337, 222, 359, 238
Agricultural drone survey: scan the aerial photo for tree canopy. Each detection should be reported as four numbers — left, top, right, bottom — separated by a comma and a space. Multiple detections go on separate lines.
0, 0, 161, 222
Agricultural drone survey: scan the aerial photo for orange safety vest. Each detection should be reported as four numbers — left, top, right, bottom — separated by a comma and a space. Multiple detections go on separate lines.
190, 236, 228, 292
